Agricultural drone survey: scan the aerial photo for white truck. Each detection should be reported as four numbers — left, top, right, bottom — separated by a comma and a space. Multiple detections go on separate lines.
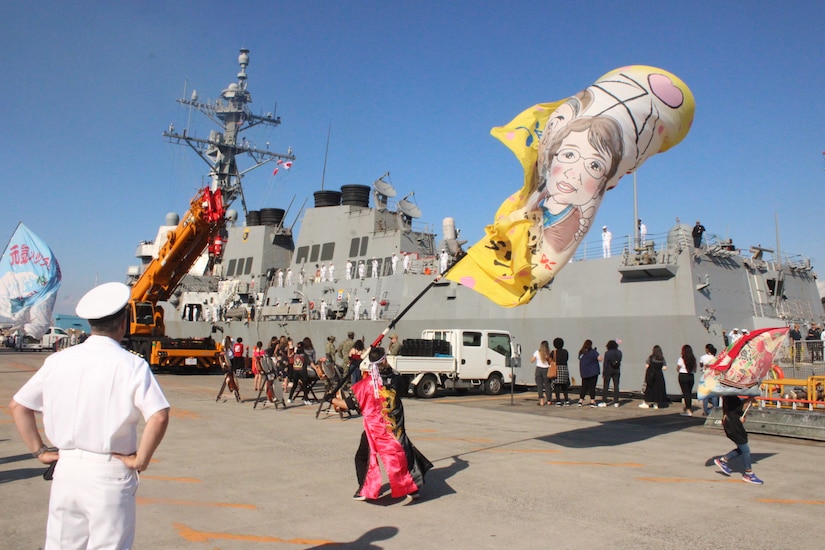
386, 329, 522, 398
20, 327, 70, 351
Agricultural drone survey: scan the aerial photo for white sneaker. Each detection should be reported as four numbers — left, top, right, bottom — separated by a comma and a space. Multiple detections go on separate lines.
652, 404, 659, 409
638, 403, 650, 409
613, 403, 619, 408
597, 402, 607, 407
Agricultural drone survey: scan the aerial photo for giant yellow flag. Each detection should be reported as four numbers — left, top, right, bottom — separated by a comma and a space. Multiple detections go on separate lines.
447, 66, 695, 307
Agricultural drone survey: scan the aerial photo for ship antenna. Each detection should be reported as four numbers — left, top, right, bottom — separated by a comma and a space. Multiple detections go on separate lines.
320, 124, 331, 190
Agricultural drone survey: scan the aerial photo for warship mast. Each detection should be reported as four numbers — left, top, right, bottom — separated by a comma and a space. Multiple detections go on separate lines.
162, 49, 294, 216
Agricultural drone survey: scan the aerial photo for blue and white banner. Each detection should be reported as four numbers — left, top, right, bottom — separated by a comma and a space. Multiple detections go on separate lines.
0, 223, 61, 339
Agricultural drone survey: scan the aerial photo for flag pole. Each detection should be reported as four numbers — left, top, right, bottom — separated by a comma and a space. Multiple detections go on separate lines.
317, 258, 463, 417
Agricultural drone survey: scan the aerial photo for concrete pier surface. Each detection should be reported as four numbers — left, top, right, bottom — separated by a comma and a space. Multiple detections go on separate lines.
2, 349, 823, 549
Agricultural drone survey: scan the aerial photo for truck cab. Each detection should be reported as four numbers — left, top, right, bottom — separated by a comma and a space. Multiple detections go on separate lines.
387, 329, 521, 397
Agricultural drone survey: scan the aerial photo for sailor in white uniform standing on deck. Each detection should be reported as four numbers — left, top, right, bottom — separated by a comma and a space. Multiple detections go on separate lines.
602, 226, 612, 258
9, 282, 170, 550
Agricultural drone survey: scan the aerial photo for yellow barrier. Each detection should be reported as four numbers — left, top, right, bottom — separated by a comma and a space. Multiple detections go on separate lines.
759, 376, 825, 411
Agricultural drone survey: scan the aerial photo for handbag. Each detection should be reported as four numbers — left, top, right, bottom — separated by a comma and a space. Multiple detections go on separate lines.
547, 350, 558, 379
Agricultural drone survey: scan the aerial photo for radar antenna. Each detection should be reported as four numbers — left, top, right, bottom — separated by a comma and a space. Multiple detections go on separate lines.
373, 171, 396, 210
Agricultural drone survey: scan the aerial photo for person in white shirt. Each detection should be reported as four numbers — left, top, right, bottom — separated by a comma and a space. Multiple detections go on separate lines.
391, 253, 399, 274
699, 343, 719, 415
327, 263, 335, 282
601, 226, 612, 258
9, 282, 170, 550
358, 261, 366, 280
353, 298, 362, 320
370, 298, 378, 321
638, 219, 647, 245
403, 253, 411, 274
346, 260, 353, 280
371, 258, 379, 278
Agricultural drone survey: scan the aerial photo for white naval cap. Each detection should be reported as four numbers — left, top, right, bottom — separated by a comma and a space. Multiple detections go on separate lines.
75, 282, 131, 320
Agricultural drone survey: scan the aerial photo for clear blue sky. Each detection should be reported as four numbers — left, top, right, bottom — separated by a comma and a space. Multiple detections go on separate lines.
3, 1, 824, 315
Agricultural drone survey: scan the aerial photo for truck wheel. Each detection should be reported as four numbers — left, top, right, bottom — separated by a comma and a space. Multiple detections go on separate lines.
484, 373, 503, 395
415, 375, 438, 399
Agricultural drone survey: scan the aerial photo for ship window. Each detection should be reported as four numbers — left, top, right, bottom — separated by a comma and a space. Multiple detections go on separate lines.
359, 236, 369, 256
349, 238, 360, 257
225, 259, 237, 277
244, 256, 253, 275
310, 244, 320, 263
463, 331, 481, 347
296, 246, 309, 264
767, 279, 784, 297
488, 333, 511, 357
236, 258, 245, 275
320, 242, 335, 261
383, 256, 391, 275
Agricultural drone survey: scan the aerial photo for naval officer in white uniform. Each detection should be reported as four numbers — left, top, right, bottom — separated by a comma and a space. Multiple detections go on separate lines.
9, 282, 170, 550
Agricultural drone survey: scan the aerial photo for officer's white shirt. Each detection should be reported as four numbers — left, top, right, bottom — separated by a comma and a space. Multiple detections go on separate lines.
13, 335, 169, 454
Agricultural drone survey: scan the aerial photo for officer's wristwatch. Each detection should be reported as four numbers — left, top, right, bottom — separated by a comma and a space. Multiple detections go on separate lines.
33, 444, 49, 458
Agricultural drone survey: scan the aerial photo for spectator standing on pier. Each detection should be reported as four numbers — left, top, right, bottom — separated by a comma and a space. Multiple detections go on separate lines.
387, 334, 402, 356
552, 338, 571, 406
699, 344, 719, 415
577, 340, 601, 407
325, 336, 337, 364
232, 337, 245, 375
531, 340, 554, 406
349, 340, 365, 384
677, 344, 697, 416
599, 340, 622, 407
639, 345, 667, 409
252, 341, 264, 392
714, 396, 763, 484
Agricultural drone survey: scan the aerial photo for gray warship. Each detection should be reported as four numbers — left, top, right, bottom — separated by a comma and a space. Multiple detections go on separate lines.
128, 50, 824, 392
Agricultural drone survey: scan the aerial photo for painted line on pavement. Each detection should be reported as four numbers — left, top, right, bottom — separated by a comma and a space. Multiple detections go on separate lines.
757, 498, 825, 506
137, 497, 256, 509
141, 475, 202, 483
548, 461, 643, 467
480, 448, 561, 454
415, 436, 494, 444
169, 408, 200, 420
637, 477, 742, 482
173, 522, 334, 545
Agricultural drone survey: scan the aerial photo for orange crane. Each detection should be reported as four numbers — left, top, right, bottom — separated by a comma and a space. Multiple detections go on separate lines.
127, 186, 226, 369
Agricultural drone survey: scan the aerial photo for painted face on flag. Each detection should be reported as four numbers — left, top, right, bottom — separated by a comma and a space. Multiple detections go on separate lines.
447, 66, 694, 307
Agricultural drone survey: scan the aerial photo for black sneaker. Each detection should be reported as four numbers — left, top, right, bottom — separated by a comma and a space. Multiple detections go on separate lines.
353, 491, 366, 501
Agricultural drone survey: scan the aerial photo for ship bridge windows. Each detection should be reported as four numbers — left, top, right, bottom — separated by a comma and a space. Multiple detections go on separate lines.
349, 236, 369, 257
225, 259, 237, 277
295, 243, 335, 265
296, 246, 309, 264
321, 243, 335, 262
236, 258, 245, 276
244, 257, 253, 275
